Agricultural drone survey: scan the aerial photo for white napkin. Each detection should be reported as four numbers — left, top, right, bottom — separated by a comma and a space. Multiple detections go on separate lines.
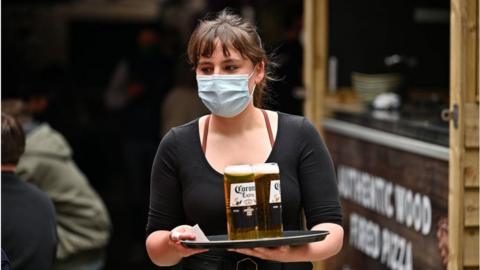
192, 224, 210, 242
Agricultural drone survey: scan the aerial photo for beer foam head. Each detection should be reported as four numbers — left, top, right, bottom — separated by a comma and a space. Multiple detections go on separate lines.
224, 164, 253, 175
252, 163, 279, 174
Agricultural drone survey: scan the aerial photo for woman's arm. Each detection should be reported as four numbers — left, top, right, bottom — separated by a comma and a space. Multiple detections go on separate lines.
146, 130, 209, 266
146, 230, 185, 266
229, 222, 343, 262
146, 226, 208, 266
302, 223, 344, 261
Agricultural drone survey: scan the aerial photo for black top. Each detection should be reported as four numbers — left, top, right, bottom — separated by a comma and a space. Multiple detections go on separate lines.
147, 112, 342, 269
1, 172, 57, 270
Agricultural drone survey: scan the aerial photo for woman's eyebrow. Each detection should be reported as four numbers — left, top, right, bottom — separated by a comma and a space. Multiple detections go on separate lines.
198, 60, 213, 65
197, 58, 243, 65
221, 58, 242, 64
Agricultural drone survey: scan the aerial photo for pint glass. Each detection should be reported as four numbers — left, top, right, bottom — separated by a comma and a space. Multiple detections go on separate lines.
253, 163, 283, 238
224, 165, 258, 240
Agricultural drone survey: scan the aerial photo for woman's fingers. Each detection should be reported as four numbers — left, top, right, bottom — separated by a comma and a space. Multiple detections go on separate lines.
170, 231, 196, 241
169, 225, 209, 258
170, 231, 182, 241
170, 225, 196, 241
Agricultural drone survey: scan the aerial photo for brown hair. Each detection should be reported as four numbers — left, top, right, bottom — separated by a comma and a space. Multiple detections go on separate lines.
187, 9, 274, 107
1, 113, 26, 165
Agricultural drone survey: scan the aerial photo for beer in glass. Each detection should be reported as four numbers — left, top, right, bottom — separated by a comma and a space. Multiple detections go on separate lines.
224, 165, 258, 240
253, 163, 283, 238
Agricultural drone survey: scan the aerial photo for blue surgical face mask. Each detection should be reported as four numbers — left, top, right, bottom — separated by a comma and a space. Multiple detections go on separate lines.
197, 69, 256, 118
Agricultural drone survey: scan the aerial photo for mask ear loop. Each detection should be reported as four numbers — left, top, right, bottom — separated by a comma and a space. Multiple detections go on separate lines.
248, 65, 257, 98
250, 85, 256, 97
248, 66, 256, 79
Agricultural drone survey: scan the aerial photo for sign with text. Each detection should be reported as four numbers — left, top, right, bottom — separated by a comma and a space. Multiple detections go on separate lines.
324, 131, 448, 270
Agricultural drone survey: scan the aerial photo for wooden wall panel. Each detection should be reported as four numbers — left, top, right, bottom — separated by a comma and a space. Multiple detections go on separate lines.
463, 228, 479, 266
449, 0, 479, 269
464, 150, 479, 188
464, 189, 479, 227
465, 0, 478, 102
464, 103, 479, 148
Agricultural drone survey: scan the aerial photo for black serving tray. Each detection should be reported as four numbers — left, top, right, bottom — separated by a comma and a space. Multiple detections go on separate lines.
181, 230, 329, 249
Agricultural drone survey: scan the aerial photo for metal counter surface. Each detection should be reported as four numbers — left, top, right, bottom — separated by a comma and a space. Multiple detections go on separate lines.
323, 118, 449, 161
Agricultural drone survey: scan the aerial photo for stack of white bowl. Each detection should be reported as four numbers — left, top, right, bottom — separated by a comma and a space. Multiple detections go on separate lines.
351, 72, 403, 104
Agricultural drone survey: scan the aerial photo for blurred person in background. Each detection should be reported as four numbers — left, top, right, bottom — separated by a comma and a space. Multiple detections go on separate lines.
1, 113, 57, 270
2, 97, 111, 270
160, 61, 209, 136
105, 28, 176, 255
146, 9, 343, 269
1, 250, 11, 270
272, 10, 304, 115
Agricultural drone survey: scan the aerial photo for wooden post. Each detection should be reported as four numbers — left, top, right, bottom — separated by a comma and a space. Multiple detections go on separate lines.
303, 0, 328, 132
304, 1, 329, 269
449, 0, 479, 269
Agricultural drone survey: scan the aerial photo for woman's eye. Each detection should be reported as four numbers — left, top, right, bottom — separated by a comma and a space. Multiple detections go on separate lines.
225, 66, 238, 71
200, 67, 213, 74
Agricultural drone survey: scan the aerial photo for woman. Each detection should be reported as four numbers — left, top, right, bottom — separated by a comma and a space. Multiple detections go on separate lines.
146, 9, 343, 269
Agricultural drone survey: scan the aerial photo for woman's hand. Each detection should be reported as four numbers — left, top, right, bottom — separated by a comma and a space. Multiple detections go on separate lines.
146, 225, 208, 266
169, 225, 209, 258
228, 223, 344, 263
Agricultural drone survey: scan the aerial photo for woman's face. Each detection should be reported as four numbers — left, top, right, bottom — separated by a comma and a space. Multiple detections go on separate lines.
196, 40, 264, 93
